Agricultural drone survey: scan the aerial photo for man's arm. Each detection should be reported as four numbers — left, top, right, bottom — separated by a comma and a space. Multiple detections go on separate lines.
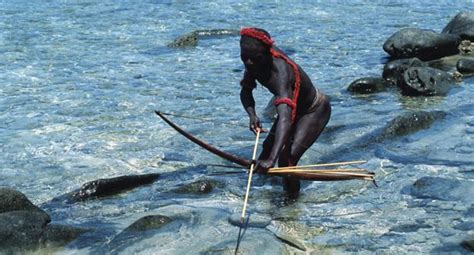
240, 86, 261, 133
240, 71, 260, 133
255, 69, 293, 171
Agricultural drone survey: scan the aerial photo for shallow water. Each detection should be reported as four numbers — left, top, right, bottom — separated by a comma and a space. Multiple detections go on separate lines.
1, 1, 473, 254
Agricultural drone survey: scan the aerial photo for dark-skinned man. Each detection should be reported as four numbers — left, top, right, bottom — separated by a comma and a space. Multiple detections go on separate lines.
239, 27, 331, 198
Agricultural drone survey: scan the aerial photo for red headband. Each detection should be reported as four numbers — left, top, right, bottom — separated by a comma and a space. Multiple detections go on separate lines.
240, 28, 274, 47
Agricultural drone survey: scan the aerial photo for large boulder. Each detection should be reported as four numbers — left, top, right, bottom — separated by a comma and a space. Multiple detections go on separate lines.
0, 211, 51, 250
397, 67, 454, 96
0, 188, 86, 252
383, 28, 461, 60
442, 11, 474, 41
0, 188, 46, 214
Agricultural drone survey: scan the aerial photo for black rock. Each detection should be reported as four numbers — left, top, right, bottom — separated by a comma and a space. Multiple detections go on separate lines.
442, 11, 474, 41
397, 67, 454, 96
167, 33, 197, 48
0, 189, 87, 252
0, 210, 51, 250
347, 77, 391, 94
457, 58, 474, 74
383, 58, 427, 84
383, 28, 460, 60
0, 188, 46, 214
70, 173, 160, 202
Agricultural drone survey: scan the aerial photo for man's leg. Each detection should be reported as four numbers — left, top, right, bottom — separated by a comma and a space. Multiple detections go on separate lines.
281, 98, 331, 196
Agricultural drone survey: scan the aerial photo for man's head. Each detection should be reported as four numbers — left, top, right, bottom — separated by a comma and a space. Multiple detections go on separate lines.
240, 28, 273, 73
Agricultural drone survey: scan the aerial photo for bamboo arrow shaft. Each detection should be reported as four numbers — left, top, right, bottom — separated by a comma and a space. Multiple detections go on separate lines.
241, 129, 260, 221
268, 168, 369, 173
268, 160, 367, 171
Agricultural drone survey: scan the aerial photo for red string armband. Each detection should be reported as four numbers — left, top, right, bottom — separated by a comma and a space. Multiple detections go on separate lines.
274, 97, 297, 121
274, 97, 296, 109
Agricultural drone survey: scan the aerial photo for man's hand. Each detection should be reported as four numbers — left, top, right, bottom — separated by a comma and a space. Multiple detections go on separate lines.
254, 158, 276, 173
249, 116, 262, 135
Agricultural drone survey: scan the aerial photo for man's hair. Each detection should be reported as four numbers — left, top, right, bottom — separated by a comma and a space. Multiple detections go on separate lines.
240, 27, 272, 49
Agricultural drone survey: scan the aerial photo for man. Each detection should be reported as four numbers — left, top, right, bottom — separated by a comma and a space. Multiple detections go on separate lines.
239, 27, 331, 197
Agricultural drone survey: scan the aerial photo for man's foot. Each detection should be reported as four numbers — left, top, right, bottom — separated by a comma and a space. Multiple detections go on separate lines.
283, 178, 300, 200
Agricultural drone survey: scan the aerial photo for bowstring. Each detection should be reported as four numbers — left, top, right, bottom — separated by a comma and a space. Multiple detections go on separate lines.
159, 111, 324, 156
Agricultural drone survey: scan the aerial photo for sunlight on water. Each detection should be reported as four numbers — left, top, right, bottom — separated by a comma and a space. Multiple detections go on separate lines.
0, 1, 473, 254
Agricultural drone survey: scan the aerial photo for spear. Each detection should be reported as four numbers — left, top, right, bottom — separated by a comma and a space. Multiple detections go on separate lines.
240, 128, 261, 222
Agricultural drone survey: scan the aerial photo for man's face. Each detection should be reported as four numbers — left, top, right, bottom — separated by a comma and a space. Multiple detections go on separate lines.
240, 40, 271, 73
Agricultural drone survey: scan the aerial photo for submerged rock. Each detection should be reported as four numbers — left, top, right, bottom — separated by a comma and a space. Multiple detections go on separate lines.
462, 235, 474, 251
442, 11, 474, 41
205, 228, 284, 255
123, 215, 173, 232
403, 176, 474, 202
378, 111, 446, 140
69, 173, 160, 202
347, 77, 391, 94
171, 179, 220, 194
106, 214, 174, 254
168, 29, 239, 48
383, 28, 460, 60
397, 67, 454, 96
228, 212, 271, 228
454, 221, 474, 231
168, 33, 198, 48
41, 224, 88, 247
389, 223, 432, 233
266, 220, 325, 252
320, 110, 446, 163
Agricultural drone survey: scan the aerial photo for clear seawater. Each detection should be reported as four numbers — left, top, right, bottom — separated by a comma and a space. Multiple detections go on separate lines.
1, 1, 473, 254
